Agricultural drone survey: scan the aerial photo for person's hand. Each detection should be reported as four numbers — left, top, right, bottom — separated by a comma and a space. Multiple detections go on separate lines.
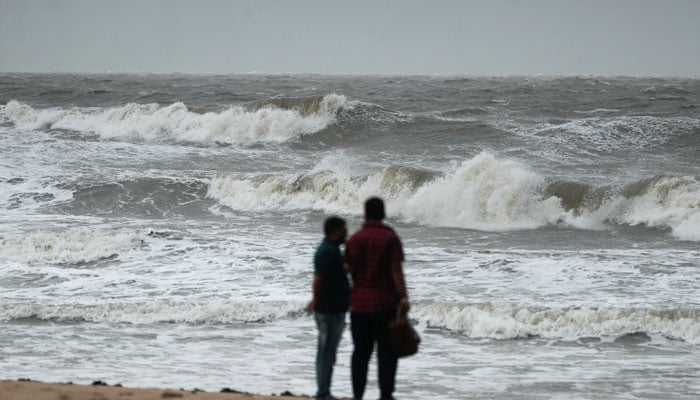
305, 299, 316, 314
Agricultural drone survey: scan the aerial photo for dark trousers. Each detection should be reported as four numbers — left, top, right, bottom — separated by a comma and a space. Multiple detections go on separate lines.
351, 310, 398, 400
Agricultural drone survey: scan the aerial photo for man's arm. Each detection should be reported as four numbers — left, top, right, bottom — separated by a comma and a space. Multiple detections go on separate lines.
390, 234, 409, 312
307, 248, 334, 313
306, 274, 323, 313
391, 262, 410, 312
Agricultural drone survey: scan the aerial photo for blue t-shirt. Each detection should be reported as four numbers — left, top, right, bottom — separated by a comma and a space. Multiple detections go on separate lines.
314, 238, 351, 314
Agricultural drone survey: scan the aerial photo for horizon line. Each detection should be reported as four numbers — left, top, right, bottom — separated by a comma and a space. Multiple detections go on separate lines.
1, 70, 699, 79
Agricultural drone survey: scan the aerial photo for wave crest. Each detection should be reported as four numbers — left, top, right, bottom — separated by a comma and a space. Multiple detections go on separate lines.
2, 300, 696, 344
208, 164, 440, 215
1, 94, 349, 145
412, 302, 700, 344
549, 175, 700, 240
0, 227, 147, 264
209, 153, 700, 240
208, 153, 565, 230
0, 300, 305, 324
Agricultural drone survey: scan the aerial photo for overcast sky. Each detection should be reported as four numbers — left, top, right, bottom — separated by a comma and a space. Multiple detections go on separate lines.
1, 0, 699, 76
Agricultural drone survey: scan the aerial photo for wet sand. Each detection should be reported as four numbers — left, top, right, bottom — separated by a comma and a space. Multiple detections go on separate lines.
0, 379, 311, 400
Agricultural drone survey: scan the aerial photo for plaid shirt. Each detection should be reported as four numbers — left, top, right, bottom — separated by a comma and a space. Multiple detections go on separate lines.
345, 221, 405, 313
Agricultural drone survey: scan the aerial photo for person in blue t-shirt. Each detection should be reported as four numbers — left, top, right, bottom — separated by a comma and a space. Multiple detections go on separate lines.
306, 216, 351, 400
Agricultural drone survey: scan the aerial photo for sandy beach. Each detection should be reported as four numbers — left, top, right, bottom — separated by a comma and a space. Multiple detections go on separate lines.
0, 380, 312, 400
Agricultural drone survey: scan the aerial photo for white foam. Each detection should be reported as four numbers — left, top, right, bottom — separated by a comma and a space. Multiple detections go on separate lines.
3, 299, 696, 344
1, 95, 348, 145
208, 168, 387, 215
401, 153, 564, 230
0, 176, 74, 212
567, 176, 700, 241
573, 108, 621, 114
412, 302, 700, 344
616, 176, 700, 241
0, 300, 305, 324
209, 153, 700, 239
497, 115, 700, 152
0, 227, 147, 264
209, 152, 568, 231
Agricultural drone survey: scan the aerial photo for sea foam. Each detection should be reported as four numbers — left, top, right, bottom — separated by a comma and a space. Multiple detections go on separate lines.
0, 300, 305, 324
209, 152, 569, 230
208, 152, 700, 239
412, 302, 700, 344
1, 95, 348, 145
0, 227, 147, 264
1, 300, 696, 344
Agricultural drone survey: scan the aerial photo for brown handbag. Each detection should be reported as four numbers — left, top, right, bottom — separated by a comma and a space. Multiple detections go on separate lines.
387, 307, 420, 357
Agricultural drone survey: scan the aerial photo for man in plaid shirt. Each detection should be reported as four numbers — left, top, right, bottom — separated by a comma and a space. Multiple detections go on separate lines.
345, 197, 410, 400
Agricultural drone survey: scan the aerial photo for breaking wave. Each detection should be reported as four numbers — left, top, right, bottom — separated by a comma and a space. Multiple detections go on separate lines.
208, 152, 700, 240
0, 300, 305, 324
1, 300, 696, 344
1, 94, 349, 145
209, 164, 440, 216
412, 302, 700, 344
0, 227, 147, 264
546, 175, 700, 240
208, 153, 563, 230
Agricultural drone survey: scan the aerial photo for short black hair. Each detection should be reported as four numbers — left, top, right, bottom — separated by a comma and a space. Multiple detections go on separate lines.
324, 216, 346, 237
365, 197, 385, 221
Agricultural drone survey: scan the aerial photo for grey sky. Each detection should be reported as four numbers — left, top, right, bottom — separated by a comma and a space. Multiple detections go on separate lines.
1, 0, 699, 76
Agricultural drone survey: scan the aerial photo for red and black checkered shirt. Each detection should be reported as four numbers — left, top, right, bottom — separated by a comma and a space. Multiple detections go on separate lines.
345, 220, 405, 313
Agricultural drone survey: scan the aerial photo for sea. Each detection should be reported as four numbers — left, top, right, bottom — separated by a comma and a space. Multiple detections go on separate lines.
0, 73, 698, 399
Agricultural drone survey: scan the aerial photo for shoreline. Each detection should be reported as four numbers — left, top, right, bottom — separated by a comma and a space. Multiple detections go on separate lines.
0, 379, 314, 400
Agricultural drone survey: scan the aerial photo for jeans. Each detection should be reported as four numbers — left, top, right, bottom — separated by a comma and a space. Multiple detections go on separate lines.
351, 310, 398, 400
315, 311, 346, 399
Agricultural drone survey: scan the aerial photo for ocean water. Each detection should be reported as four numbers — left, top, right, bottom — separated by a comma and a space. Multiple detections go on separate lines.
0, 73, 698, 399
